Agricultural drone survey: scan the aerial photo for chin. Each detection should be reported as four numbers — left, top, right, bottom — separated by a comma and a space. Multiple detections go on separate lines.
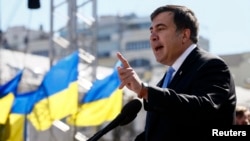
156, 59, 164, 64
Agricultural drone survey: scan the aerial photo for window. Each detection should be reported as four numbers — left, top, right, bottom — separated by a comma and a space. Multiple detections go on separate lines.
125, 40, 150, 51
129, 59, 150, 68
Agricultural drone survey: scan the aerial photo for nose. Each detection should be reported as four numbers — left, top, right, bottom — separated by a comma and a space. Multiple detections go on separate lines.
150, 32, 159, 41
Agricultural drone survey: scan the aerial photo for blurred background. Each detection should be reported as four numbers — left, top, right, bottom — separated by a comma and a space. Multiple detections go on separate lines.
0, 0, 250, 141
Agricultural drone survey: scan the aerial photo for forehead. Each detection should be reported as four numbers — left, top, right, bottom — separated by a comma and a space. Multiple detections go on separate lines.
150, 11, 175, 29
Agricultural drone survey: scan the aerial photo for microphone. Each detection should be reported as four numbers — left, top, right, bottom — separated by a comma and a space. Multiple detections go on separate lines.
87, 99, 142, 141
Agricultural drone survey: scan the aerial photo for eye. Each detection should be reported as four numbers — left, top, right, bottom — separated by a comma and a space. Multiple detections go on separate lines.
156, 26, 166, 32
158, 26, 164, 30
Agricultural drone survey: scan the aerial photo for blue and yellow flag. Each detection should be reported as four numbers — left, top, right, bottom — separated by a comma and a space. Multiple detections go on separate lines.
67, 61, 123, 126
0, 70, 23, 124
3, 88, 44, 141
2, 91, 33, 141
0, 70, 26, 141
27, 51, 79, 131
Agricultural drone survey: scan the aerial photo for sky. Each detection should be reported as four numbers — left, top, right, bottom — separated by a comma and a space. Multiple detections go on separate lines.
1, 0, 250, 55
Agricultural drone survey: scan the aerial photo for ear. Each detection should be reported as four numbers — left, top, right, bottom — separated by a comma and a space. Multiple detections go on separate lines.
182, 28, 191, 44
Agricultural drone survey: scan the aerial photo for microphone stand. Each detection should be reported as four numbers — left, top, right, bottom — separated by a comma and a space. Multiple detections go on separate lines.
87, 99, 142, 141
87, 116, 122, 141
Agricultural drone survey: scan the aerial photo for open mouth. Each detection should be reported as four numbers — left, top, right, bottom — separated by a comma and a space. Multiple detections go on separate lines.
155, 46, 163, 51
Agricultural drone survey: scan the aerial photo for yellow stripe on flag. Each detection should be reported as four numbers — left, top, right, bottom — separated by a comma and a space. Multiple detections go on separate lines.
27, 82, 78, 131
0, 93, 14, 124
1, 114, 25, 141
67, 89, 122, 126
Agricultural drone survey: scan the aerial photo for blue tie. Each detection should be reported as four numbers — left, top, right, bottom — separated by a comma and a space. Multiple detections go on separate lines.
162, 66, 175, 88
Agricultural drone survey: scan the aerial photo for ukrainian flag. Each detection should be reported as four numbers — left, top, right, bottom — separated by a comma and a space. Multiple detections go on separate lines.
27, 51, 79, 131
67, 61, 123, 126
2, 90, 38, 141
0, 70, 26, 141
0, 70, 23, 124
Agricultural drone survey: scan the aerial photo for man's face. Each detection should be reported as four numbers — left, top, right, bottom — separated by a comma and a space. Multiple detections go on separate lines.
149, 11, 185, 66
236, 113, 250, 125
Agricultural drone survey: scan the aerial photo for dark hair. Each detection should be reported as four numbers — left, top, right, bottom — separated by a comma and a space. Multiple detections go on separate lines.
150, 5, 199, 43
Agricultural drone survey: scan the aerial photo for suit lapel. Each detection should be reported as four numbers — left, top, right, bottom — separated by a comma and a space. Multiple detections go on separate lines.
168, 47, 201, 88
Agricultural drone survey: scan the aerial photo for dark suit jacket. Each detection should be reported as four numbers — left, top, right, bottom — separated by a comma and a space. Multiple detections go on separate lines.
135, 47, 236, 141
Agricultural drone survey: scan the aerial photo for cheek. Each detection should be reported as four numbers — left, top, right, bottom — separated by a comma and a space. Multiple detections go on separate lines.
161, 35, 175, 47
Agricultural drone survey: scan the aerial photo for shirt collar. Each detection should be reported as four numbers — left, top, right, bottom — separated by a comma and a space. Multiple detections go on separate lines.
171, 44, 197, 75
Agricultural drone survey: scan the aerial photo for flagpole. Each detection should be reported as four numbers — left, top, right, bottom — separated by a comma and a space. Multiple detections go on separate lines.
24, 115, 28, 141
49, 0, 54, 68
0, 0, 2, 84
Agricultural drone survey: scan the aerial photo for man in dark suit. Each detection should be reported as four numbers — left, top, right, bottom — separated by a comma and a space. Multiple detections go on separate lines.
116, 5, 236, 141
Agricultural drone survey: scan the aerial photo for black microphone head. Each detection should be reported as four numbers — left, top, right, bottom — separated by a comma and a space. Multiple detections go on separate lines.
119, 99, 142, 126
119, 113, 137, 126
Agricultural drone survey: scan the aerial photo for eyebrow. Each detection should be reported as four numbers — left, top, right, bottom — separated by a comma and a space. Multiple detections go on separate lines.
149, 23, 166, 30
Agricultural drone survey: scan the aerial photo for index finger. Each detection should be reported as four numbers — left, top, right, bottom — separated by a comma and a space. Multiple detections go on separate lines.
116, 52, 130, 68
